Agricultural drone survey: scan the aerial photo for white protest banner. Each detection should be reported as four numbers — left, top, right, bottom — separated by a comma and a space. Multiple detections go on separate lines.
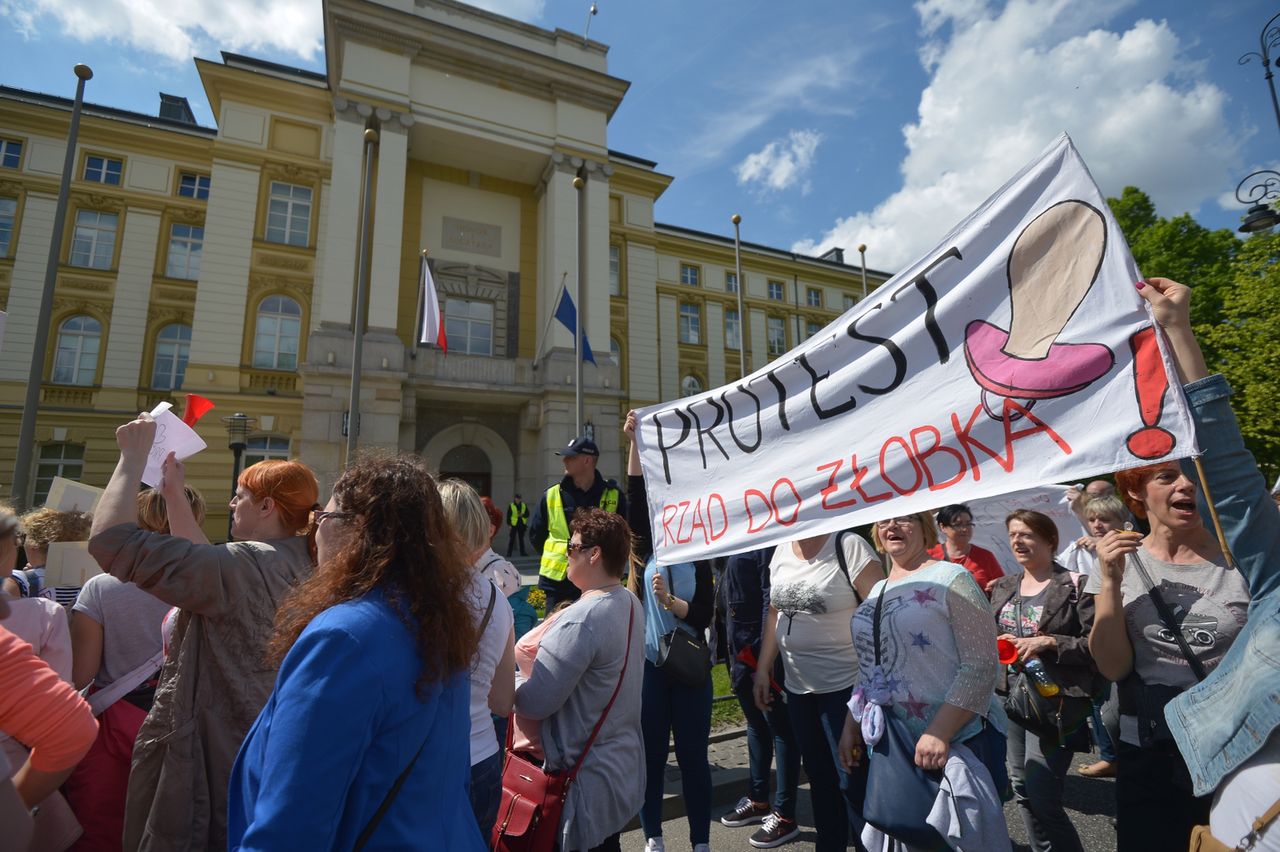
636, 134, 1197, 565
956, 485, 1088, 577
44, 477, 104, 513
141, 401, 207, 488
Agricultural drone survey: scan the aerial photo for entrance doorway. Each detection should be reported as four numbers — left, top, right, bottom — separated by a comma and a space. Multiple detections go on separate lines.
439, 443, 493, 498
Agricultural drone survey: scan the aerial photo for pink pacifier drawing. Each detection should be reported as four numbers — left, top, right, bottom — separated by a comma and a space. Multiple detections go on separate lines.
964, 200, 1115, 420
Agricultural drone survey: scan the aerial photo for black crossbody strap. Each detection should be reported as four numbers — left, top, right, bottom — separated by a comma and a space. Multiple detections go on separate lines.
1130, 551, 1208, 682
873, 583, 886, 667
479, 582, 498, 635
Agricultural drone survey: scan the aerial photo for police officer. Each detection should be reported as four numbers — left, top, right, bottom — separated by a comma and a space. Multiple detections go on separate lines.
528, 436, 627, 613
505, 493, 529, 557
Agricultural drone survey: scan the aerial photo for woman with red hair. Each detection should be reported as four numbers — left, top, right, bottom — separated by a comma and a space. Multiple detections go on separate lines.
1087, 279, 1256, 851
89, 419, 318, 852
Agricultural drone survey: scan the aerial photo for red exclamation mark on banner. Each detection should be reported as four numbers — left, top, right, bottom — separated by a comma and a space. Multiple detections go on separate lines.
1125, 326, 1176, 460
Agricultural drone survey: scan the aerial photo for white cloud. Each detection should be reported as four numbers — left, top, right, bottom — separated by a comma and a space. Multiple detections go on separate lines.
793, 0, 1247, 271
2, 0, 324, 62
736, 129, 824, 194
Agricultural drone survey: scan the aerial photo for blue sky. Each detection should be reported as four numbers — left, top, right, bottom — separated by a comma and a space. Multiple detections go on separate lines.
3, 0, 1277, 272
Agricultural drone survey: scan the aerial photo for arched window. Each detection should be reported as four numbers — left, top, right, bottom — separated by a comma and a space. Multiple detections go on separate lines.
152, 324, 192, 390
681, 375, 703, 397
243, 435, 290, 468
52, 315, 101, 385
610, 337, 622, 367
252, 295, 302, 370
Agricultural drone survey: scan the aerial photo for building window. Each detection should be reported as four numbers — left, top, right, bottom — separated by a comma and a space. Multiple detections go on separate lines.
681, 375, 703, 397
265, 182, 312, 247
0, 197, 15, 257
609, 244, 621, 296
178, 173, 210, 200
680, 263, 701, 287
445, 298, 494, 356
767, 316, 786, 356
252, 295, 302, 370
725, 308, 741, 350
69, 210, 117, 269
166, 224, 203, 280
83, 155, 123, 185
806, 320, 822, 340
52, 315, 101, 385
34, 443, 85, 507
767, 280, 785, 301
679, 303, 701, 345
843, 295, 856, 311
725, 271, 738, 293
0, 139, 21, 170
807, 287, 823, 308
152, 324, 191, 391
244, 436, 291, 467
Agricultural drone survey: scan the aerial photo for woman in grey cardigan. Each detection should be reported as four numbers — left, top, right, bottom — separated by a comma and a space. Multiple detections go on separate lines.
512, 508, 644, 852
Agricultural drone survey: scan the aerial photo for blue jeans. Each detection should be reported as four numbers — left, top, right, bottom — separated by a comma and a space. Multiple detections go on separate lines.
1090, 689, 1117, 763
640, 659, 713, 845
786, 686, 867, 852
469, 750, 503, 840
733, 676, 801, 819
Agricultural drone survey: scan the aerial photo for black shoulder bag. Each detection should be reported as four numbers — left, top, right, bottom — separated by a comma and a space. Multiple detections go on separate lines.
1001, 589, 1093, 748
655, 564, 711, 688
861, 588, 949, 851
1121, 551, 1207, 747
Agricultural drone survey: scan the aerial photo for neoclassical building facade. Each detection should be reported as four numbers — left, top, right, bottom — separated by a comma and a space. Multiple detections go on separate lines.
0, 0, 887, 536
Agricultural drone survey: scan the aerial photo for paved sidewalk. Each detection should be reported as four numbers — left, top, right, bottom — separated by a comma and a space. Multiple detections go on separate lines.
621, 728, 1117, 851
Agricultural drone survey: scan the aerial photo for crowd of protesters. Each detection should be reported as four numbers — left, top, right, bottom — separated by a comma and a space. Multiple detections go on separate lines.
0, 277, 1277, 851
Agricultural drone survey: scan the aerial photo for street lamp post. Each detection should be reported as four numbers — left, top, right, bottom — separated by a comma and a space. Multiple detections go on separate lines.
1236, 170, 1280, 233
11, 64, 93, 509
223, 412, 255, 541
1239, 11, 1280, 142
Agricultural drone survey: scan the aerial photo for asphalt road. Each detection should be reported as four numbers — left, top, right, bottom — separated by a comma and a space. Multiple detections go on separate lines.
619, 751, 1117, 851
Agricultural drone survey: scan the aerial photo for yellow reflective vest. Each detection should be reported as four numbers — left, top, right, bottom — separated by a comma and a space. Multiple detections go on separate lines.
508, 501, 528, 527
539, 483, 621, 582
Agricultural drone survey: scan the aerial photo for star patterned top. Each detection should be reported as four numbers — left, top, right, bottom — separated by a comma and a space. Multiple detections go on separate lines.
849, 561, 1005, 745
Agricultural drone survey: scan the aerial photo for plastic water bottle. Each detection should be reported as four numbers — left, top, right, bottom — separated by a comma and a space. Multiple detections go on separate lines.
1024, 658, 1060, 697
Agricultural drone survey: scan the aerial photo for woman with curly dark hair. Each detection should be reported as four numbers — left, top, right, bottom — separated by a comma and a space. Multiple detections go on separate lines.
226, 454, 485, 851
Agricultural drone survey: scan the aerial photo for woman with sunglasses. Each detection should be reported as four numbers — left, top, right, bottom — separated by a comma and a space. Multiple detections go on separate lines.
88, 418, 318, 852
228, 454, 484, 850
512, 507, 644, 852
839, 512, 1008, 842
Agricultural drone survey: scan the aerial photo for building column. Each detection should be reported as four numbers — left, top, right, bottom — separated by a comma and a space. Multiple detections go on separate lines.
536, 153, 580, 359
100, 208, 161, 391
581, 159, 612, 372
0, 192, 57, 382
706, 301, 725, 387
367, 115, 409, 332
313, 109, 365, 329
187, 158, 262, 379
658, 293, 679, 401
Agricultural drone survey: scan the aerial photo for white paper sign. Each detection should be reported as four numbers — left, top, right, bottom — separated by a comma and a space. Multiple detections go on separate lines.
955, 485, 1089, 577
43, 541, 102, 587
636, 134, 1197, 565
44, 477, 104, 513
141, 401, 207, 488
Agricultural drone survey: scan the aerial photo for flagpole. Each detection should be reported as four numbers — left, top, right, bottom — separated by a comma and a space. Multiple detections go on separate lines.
346, 127, 379, 467
858, 243, 869, 301
732, 214, 746, 376
573, 174, 586, 436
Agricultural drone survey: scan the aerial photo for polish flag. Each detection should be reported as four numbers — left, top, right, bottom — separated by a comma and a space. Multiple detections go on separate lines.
419, 257, 447, 353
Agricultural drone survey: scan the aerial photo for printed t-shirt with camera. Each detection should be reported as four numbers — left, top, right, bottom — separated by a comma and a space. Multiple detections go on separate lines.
1084, 549, 1249, 744
769, 532, 878, 694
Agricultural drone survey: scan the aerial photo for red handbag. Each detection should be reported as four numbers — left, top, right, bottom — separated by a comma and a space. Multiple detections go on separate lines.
492, 598, 636, 852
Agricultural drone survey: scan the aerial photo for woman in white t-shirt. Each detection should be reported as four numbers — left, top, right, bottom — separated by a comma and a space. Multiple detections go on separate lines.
752, 530, 881, 852
437, 480, 516, 841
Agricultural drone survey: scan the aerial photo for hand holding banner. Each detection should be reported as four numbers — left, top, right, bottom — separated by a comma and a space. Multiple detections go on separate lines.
635, 134, 1196, 565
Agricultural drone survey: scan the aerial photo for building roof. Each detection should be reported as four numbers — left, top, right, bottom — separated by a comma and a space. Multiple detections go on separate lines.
219, 52, 328, 85
608, 149, 658, 169
0, 85, 217, 137
654, 221, 893, 278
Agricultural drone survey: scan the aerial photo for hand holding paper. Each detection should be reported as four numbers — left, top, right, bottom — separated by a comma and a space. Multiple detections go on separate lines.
136, 403, 208, 488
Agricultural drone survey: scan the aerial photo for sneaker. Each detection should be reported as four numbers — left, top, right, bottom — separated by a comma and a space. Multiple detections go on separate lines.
644, 838, 666, 852
721, 796, 771, 827
749, 813, 800, 849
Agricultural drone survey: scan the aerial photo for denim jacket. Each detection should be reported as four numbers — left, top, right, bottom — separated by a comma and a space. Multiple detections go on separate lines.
1165, 374, 1280, 797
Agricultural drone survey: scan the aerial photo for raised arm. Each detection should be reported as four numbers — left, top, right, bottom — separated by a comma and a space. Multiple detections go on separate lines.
88, 528, 249, 616
91, 415, 156, 537
159, 453, 210, 544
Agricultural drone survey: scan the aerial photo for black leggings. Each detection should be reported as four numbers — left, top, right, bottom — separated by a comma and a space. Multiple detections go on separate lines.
1116, 740, 1210, 851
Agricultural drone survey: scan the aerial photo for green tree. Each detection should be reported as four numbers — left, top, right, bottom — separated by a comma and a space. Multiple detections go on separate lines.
1107, 186, 1241, 352
1205, 231, 1280, 482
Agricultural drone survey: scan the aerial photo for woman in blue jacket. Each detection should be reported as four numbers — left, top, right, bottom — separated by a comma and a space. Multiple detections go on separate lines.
624, 411, 716, 852
227, 455, 485, 852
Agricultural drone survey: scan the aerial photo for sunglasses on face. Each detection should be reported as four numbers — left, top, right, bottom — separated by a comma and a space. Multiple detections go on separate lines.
309, 509, 354, 525
566, 541, 595, 555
